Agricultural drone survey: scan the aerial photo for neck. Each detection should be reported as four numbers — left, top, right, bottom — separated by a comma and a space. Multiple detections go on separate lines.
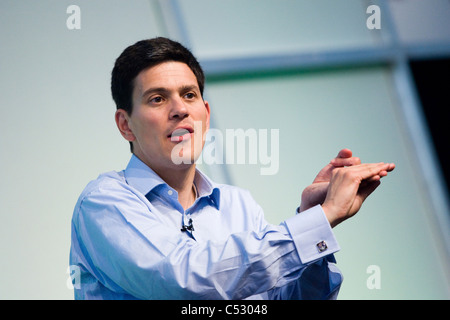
154, 164, 197, 210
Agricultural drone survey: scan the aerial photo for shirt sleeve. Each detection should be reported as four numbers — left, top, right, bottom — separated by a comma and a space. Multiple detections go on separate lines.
266, 257, 343, 300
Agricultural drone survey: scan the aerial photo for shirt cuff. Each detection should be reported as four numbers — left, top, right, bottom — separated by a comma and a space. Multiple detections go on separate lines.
284, 205, 340, 264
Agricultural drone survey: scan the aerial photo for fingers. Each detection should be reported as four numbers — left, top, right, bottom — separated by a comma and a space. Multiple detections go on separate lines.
386, 163, 396, 172
350, 162, 395, 182
330, 149, 396, 174
373, 162, 395, 176
329, 163, 393, 191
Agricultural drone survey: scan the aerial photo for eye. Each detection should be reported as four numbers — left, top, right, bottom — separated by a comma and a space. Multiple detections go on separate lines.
184, 92, 196, 100
149, 96, 164, 104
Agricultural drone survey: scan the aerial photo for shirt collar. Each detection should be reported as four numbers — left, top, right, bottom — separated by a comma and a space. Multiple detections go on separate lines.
124, 155, 221, 209
193, 168, 221, 210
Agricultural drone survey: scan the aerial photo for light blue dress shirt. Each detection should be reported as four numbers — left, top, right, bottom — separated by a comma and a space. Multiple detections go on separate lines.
69, 155, 343, 299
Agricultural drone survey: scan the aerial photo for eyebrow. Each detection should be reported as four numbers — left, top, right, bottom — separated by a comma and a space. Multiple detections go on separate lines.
141, 85, 199, 99
141, 87, 169, 99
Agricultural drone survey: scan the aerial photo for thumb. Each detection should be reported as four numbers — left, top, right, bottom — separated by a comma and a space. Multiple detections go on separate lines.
337, 148, 352, 159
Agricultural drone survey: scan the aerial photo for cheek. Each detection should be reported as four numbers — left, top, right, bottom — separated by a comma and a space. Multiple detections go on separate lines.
130, 114, 163, 142
192, 116, 208, 141
196, 107, 210, 130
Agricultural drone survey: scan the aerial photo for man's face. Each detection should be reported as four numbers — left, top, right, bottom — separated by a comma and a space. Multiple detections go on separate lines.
115, 61, 210, 172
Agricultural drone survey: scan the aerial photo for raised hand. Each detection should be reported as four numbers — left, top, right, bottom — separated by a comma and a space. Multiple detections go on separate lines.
299, 149, 395, 228
322, 161, 395, 227
299, 149, 361, 212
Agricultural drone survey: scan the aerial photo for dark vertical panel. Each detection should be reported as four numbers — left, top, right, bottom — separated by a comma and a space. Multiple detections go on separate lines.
409, 57, 450, 199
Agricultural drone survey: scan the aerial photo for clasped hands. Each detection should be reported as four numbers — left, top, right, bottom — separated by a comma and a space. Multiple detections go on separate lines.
300, 149, 395, 228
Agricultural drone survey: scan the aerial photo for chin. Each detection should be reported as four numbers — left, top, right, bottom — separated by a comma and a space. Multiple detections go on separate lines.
170, 140, 204, 166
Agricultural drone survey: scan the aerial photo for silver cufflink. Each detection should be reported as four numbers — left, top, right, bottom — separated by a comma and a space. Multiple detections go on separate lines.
316, 240, 328, 253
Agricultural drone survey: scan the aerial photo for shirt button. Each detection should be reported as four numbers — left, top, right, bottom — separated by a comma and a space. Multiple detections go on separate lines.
167, 190, 173, 196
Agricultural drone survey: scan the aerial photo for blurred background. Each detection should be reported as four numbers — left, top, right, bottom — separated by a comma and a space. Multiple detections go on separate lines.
0, 0, 449, 299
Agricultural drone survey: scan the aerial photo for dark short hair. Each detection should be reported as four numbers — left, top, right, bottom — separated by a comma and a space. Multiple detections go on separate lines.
111, 37, 205, 152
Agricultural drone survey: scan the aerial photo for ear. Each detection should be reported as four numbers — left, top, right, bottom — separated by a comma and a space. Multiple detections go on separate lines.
204, 100, 211, 132
115, 109, 136, 142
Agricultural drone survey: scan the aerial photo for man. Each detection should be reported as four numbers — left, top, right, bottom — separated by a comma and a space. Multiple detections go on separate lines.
69, 37, 395, 299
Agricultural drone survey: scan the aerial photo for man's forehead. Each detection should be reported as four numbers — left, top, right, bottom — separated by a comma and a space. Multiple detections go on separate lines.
134, 61, 198, 93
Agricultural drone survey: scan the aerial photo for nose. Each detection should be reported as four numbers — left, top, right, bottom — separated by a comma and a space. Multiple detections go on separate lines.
169, 97, 189, 120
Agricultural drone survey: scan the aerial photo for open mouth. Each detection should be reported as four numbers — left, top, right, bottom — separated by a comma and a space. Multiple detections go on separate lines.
168, 127, 194, 142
